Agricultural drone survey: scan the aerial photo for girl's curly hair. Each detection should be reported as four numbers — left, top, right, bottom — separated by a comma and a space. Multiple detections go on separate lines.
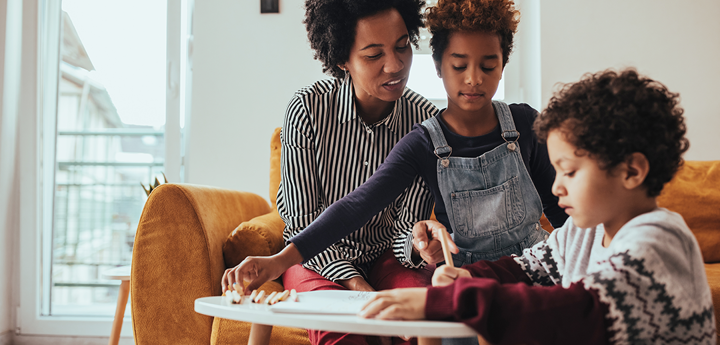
425, 0, 520, 66
304, 0, 426, 79
534, 69, 690, 197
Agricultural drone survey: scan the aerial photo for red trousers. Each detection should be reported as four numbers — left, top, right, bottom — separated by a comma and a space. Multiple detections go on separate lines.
282, 249, 435, 345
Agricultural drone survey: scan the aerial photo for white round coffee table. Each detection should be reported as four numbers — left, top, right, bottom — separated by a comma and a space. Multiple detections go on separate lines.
195, 293, 476, 344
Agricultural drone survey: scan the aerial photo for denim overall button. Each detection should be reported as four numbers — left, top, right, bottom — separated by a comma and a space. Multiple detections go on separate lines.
442, 159, 449, 168
507, 142, 516, 151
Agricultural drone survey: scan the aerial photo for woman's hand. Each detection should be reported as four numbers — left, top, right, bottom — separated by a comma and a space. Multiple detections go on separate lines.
359, 288, 428, 320
338, 276, 375, 292
411, 220, 459, 265
431, 264, 471, 287
222, 243, 304, 294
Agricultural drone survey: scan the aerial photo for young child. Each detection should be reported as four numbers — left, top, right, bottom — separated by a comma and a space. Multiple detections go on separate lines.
359, 69, 717, 344
223, 0, 568, 295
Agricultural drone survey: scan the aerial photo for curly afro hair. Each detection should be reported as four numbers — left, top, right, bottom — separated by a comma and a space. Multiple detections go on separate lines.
425, 0, 520, 66
304, 0, 426, 79
534, 69, 690, 197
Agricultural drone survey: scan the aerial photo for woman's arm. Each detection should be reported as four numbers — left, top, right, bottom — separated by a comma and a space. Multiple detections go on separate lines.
390, 175, 435, 268
277, 96, 364, 279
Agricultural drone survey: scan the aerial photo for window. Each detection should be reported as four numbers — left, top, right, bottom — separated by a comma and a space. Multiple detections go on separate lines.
18, 0, 193, 337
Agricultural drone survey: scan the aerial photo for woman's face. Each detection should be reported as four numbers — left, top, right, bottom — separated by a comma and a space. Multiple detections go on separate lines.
343, 8, 413, 107
437, 31, 504, 116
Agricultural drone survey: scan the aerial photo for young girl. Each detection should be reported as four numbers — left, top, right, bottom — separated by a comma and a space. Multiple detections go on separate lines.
223, 0, 566, 297
360, 69, 716, 345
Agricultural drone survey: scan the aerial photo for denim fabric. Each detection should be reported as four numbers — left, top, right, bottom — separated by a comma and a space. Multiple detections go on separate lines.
422, 101, 547, 265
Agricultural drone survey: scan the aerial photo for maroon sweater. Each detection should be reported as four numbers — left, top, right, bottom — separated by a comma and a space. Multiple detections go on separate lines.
425, 256, 609, 344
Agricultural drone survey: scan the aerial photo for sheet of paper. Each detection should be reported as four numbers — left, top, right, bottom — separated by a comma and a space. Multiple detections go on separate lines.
269, 290, 377, 315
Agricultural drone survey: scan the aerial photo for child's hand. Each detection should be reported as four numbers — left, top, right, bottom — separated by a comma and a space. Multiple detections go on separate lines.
359, 288, 427, 320
222, 243, 303, 294
411, 220, 459, 264
432, 265, 471, 287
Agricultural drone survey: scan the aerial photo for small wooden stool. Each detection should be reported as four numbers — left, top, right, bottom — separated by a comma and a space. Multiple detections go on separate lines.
101, 265, 132, 345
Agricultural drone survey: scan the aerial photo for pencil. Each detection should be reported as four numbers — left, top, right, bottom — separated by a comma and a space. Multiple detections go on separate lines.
439, 228, 454, 267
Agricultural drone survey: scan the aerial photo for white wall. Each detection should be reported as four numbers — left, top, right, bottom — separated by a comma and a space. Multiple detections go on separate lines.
187, 0, 325, 199
540, 0, 720, 161
188, 0, 720, 198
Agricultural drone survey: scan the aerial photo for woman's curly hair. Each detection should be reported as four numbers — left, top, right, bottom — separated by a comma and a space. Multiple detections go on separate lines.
425, 0, 520, 66
304, 0, 426, 79
534, 69, 690, 197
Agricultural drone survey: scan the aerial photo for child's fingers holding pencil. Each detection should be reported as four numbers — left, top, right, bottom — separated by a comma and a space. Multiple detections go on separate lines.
431, 265, 471, 287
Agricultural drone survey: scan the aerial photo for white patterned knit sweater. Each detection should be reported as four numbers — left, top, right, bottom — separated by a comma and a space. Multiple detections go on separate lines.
514, 208, 716, 344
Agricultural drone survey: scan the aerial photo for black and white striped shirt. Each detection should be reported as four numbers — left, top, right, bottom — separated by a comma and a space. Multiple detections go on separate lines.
277, 77, 438, 282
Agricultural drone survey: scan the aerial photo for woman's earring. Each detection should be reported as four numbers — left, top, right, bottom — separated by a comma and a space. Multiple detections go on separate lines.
343, 68, 350, 83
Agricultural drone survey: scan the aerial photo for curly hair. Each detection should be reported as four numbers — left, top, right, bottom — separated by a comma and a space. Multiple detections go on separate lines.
425, 0, 520, 66
534, 69, 690, 197
304, 0, 426, 79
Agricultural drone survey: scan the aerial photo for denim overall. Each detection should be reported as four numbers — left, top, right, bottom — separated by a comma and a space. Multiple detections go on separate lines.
422, 101, 549, 267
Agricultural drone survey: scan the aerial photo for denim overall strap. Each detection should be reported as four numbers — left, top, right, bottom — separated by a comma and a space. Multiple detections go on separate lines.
494, 101, 519, 142
421, 116, 452, 157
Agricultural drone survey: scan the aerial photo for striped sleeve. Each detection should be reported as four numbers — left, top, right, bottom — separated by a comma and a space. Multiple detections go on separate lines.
277, 92, 363, 280
392, 174, 434, 268
277, 95, 322, 233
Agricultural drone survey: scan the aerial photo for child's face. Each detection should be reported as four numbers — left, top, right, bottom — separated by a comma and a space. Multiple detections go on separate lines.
437, 31, 503, 115
547, 129, 627, 229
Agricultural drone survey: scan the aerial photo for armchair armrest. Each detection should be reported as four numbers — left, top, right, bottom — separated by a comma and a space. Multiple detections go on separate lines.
131, 183, 272, 345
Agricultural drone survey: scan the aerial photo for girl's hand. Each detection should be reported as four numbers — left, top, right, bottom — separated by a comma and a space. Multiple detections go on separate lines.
411, 220, 459, 264
222, 243, 303, 294
432, 265, 471, 287
359, 288, 428, 320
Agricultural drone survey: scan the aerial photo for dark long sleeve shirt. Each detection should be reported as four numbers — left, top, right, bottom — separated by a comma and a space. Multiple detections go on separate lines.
290, 103, 567, 262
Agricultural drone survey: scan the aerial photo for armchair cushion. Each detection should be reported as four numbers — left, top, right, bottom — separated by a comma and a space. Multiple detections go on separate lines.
223, 209, 286, 268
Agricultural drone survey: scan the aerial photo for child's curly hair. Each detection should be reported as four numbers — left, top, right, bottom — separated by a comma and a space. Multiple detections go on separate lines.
534, 69, 690, 197
304, 0, 426, 79
425, 0, 520, 66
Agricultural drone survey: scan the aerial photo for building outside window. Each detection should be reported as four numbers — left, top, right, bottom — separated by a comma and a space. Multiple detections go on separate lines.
49, 1, 168, 317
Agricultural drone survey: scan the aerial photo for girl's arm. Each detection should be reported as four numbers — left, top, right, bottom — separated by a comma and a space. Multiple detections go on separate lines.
289, 130, 429, 262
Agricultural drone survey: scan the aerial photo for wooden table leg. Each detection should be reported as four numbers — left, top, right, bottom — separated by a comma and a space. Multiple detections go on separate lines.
108, 280, 130, 345
248, 323, 273, 345
418, 337, 441, 345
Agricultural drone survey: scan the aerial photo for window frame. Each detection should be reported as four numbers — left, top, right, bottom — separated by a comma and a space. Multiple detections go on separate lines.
17, 0, 192, 337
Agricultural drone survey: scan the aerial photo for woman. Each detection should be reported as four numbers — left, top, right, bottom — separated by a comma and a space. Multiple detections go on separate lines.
226, 1, 439, 344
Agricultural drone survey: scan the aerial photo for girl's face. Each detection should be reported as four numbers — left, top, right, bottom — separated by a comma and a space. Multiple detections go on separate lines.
343, 8, 413, 108
437, 31, 503, 116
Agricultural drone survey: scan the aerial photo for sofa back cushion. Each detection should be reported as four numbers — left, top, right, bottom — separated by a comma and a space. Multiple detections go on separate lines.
657, 160, 720, 263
